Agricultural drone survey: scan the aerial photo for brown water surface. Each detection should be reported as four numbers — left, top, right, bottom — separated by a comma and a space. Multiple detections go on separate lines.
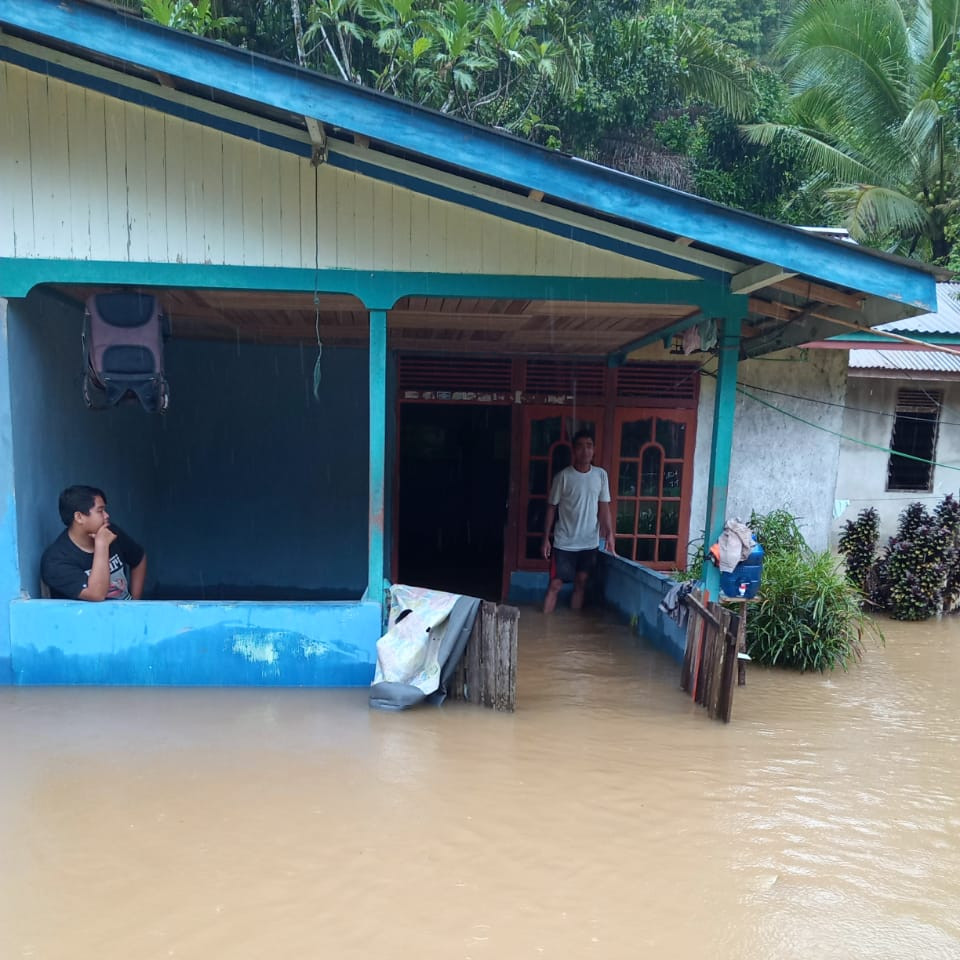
1, 610, 958, 959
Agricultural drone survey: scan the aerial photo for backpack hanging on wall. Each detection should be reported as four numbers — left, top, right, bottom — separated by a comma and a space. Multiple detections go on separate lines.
82, 291, 170, 413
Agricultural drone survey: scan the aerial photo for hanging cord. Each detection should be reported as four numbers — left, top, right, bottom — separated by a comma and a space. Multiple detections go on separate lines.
312, 157, 323, 400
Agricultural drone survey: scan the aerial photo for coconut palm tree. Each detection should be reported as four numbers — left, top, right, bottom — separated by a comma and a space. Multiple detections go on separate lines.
744, 0, 960, 262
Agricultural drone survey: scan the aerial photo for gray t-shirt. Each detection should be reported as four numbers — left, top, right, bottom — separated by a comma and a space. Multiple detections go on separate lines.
548, 465, 611, 551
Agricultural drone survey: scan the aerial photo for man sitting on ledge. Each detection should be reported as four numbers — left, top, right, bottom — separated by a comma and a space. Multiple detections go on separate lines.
41, 485, 147, 601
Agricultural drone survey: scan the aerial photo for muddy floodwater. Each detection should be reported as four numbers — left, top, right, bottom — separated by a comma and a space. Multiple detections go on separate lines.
1, 610, 958, 959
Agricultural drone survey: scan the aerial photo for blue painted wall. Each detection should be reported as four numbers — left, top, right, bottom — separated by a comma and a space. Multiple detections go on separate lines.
6, 291, 370, 602
148, 338, 369, 599
598, 554, 687, 663
7, 292, 159, 599
0, 299, 19, 682
10, 598, 381, 686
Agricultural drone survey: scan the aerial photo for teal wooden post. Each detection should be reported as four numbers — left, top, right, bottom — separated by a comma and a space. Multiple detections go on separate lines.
365, 309, 387, 604
0, 299, 20, 681
703, 315, 742, 596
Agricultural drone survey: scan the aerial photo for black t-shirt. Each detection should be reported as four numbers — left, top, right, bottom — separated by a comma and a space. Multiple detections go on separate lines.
40, 526, 145, 600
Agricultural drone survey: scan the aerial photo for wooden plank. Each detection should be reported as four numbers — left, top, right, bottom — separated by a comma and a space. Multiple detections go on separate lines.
201, 126, 224, 264
685, 592, 722, 630
410, 192, 430, 271
680, 607, 697, 692
65, 83, 89, 259
451, 645, 467, 702
241, 138, 263, 265
391, 184, 410, 271
479, 600, 497, 707
278, 150, 301, 267
335, 169, 356, 268
507, 606, 518, 710
123, 101, 148, 260
182, 120, 206, 265
426, 197, 447, 272
220, 132, 244, 265
26, 73, 53, 256
0, 65, 13, 257
5, 65, 35, 257
315, 163, 339, 270
774, 276, 864, 311
102, 94, 127, 259
495, 605, 519, 711
84, 90, 109, 259
1, 65, 24, 255
353, 173, 374, 268
720, 632, 738, 723
260, 144, 282, 267
711, 607, 732, 717
737, 610, 747, 687
143, 107, 168, 263
372, 179, 393, 271
45, 77, 71, 258
467, 607, 482, 705
480, 212, 500, 273
163, 115, 187, 263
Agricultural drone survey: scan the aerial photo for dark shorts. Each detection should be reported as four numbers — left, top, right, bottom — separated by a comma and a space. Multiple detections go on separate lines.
551, 547, 599, 583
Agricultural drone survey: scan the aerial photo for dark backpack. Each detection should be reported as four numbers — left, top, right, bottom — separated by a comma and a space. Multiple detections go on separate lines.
83, 291, 170, 412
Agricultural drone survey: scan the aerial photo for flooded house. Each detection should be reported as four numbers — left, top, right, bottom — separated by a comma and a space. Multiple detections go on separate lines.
0, 0, 943, 686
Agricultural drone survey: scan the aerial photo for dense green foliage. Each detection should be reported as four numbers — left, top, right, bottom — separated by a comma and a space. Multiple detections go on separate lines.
838, 507, 880, 594
671, 510, 879, 672
745, 0, 960, 262
131, 0, 960, 265
859, 495, 960, 620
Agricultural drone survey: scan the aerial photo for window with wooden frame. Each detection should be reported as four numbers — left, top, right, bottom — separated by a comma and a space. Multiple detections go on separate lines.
886, 389, 942, 492
611, 408, 696, 568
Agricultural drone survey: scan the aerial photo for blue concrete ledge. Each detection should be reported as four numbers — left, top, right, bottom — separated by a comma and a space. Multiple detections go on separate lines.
598, 555, 688, 663
8, 599, 382, 686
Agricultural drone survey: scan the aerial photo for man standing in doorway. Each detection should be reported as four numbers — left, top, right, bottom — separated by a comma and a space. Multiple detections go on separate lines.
541, 430, 614, 613
41, 485, 147, 601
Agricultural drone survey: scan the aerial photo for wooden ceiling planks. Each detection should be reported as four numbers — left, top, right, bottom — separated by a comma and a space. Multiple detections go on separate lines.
51, 285, 700, 353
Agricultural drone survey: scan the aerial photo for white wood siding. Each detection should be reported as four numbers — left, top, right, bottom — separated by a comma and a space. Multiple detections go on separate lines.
0, 62, 679, 279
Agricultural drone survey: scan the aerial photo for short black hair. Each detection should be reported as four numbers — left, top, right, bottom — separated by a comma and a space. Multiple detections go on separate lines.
58, 485, 106, 526
571, 429, 595, 445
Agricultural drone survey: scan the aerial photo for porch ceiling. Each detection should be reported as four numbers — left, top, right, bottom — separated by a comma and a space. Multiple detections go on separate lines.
53, 286, 701, 356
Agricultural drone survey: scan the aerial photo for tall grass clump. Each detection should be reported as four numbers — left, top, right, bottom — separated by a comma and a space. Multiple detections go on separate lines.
746, 509, 880, 672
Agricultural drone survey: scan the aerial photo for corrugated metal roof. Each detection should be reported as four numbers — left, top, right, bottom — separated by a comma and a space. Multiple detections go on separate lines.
849, 348, 960, 372
876, 283, 960, 335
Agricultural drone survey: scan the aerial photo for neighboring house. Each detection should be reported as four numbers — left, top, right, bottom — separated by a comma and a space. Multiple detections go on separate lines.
0, 0, 944, 685
833, 283, 960, 542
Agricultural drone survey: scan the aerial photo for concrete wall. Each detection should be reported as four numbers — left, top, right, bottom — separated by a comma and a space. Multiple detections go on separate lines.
10, 598, 381, 686
834, 375, 960, 544
688, 348, 847, 556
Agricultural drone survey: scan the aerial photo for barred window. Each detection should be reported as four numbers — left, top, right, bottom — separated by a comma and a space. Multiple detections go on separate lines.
886, 389, 942, 492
